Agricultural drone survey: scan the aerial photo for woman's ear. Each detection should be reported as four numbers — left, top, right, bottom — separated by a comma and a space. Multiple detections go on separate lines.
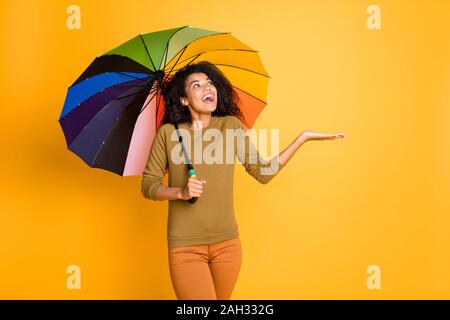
180, 97, 187, 106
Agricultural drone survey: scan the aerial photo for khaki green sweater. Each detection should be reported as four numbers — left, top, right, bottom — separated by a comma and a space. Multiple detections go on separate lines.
141, 115, 285, 248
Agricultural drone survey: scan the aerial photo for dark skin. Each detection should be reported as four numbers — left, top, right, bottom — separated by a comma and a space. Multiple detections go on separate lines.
152, 72, 346, 201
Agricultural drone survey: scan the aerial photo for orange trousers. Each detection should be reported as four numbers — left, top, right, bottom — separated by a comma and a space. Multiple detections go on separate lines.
168, 236, 242, 300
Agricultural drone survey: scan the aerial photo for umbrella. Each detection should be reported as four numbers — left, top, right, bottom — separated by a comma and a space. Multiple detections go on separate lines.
58, 25, 270, 176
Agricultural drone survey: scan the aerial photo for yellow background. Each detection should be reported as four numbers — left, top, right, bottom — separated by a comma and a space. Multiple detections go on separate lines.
1, 0, 449, 299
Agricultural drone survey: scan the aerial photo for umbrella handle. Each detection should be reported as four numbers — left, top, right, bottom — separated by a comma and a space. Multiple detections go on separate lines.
174, 123, 198, 204
188, 197, 198, 204
187, 168, 198, 204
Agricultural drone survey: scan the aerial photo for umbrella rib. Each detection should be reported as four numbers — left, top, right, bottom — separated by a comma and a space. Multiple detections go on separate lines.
232, 85, 267, 105
159, 25, 190, 70
165, 46, 188, 78
163, 54, 202, 77
114, 86, 154, 101
113, 84, 148, 88
163, 32, 230, 68
116, 71, 151, 83
160, 42, 170, 71
114, 89, 145, 101
169, 48, 258, 68
114, 78, 152, 89
138, 86, 159, 116
155, 83, 163, 122
98, 79, 150, 91
139, 34, 157, 71
132, 60, 155, 75
213, 63, 270, 78
170, 61, 270, 78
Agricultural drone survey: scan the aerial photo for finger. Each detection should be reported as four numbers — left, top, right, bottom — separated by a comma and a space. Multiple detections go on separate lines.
188, 185, 203, 191
195, 178, 207, 186
190, 191, 202, 197
189, 185, 203, 193
326, 133, 344, 139
189, 182, 204, 189
192, 180, 205, 188
189, 178, 203, 186
313, 133, 335, 140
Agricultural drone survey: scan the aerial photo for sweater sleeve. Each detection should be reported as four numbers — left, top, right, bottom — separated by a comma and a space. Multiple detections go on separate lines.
232, 116, 286, 184
141, 125, 169, 201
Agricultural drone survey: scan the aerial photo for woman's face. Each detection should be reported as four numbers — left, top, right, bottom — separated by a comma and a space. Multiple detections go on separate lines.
180, 72, 217, 114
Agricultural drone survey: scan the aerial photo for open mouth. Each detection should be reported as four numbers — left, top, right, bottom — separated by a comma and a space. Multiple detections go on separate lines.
202, 94, 215, 103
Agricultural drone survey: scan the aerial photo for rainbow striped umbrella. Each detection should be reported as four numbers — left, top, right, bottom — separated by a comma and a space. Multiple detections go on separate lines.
58, 25, 270, 176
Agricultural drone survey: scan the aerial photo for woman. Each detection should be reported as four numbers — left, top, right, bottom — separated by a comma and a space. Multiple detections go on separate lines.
141, 61, 345, 300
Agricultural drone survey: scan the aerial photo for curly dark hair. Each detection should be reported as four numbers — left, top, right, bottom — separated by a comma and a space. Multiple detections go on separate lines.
161, 61, 243, 126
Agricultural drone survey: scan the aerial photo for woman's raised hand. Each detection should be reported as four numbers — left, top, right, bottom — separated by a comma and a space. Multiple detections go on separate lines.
298, 130, 346, 143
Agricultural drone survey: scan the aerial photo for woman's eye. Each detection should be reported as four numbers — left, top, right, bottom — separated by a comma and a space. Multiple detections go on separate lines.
193, 81, 212, 88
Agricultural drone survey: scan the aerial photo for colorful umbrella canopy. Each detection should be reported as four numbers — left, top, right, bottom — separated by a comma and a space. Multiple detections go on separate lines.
58, 25, 270, 176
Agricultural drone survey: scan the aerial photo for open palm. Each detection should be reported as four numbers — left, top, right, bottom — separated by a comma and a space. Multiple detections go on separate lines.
300, 130, 346, 142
